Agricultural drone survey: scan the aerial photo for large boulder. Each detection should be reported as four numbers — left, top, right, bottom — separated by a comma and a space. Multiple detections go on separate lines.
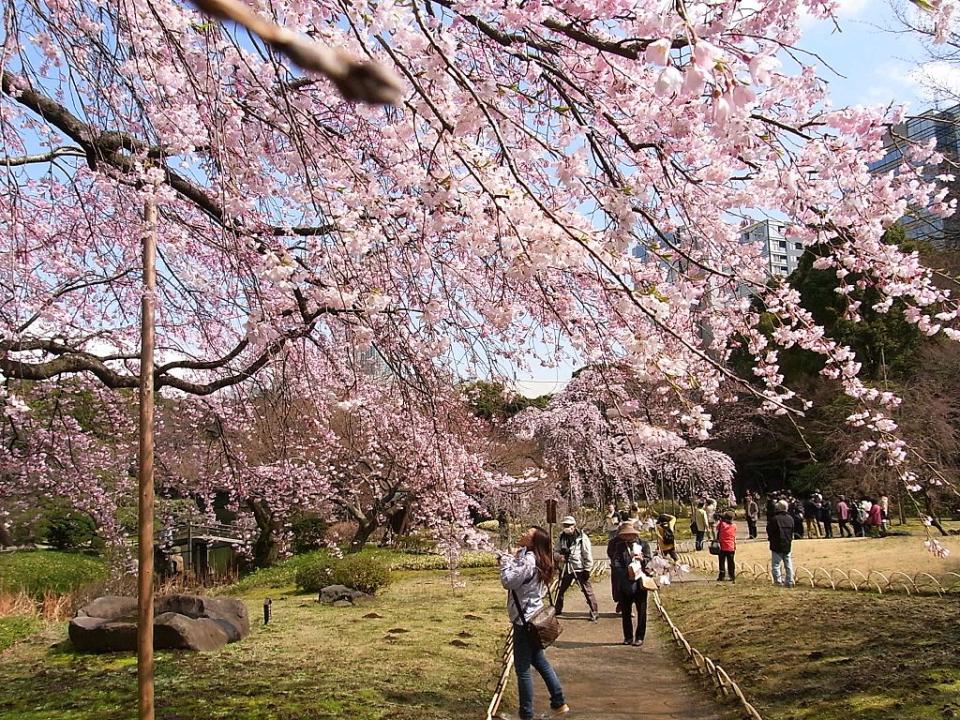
154, 612, 230, 651
69, 594, 250, 653
319, 584, 366, 605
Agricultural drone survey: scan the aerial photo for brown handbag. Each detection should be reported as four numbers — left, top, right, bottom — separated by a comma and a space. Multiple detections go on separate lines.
511, 584, 562, 649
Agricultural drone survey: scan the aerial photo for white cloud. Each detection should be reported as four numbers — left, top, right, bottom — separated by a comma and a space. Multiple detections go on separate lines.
907, 60, 960, 102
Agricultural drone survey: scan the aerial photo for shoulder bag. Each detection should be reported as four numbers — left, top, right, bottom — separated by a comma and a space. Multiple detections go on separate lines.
708, 539, 721, 556
511, 579, 562, 649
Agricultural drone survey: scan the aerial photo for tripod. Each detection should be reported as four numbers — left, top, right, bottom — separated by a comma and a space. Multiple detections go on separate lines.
556, 555, 599, 622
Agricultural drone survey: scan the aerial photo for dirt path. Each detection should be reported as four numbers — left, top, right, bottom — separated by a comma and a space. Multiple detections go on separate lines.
507, 575, 726, 720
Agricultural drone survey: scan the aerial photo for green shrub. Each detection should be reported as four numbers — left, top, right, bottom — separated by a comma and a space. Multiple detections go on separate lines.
0, 551, 107, 598
43, 508, 99, 550
294, 554, 338, 593
290, 515, 328, 555
331, 554, 391, 594
475, 520, 498, 532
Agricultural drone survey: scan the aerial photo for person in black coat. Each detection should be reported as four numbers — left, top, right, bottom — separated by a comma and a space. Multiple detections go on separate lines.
607, 522, 653, 647
766, 500, 796, 587
818, 499, 833, 539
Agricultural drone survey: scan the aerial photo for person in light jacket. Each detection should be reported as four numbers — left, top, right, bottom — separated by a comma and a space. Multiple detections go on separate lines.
554, 516, 599, 621
692, 500, 709, 551
716, 511, 737, 581
655, 513, 678, 560
745, 492, 759, 539
500, 526, 569, 720
607, 521, 653, 646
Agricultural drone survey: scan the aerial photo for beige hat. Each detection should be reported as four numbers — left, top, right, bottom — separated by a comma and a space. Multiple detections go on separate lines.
617, 521, 641, 537
561, 515, 576, 526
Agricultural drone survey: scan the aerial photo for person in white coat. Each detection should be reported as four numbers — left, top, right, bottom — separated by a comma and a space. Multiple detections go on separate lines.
554, 516, 599, 621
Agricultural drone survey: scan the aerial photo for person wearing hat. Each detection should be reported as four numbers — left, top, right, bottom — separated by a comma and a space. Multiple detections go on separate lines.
554, 516, 599, 622
607, 521, 653, 646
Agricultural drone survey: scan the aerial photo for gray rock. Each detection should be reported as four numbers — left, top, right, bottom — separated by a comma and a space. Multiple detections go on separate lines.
70, 594, 250, 653
75, 596, 137, 621
69, 616, 137, 652
319, 584, 366, 604
332, 599, 353, 608
154, 612, 230, 651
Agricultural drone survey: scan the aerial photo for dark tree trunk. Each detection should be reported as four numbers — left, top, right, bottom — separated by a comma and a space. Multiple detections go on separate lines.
0, 522, 13, 547
248, 498, 282, 567
348, 517, 378, 552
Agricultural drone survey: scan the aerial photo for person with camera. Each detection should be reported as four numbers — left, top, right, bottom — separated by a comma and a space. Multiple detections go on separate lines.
499, 526, 569, 720
554, 516, 599, 622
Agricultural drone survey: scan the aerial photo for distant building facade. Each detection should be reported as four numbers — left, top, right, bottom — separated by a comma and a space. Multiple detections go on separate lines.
739, 219, 803, 277
868, 104, 960, 248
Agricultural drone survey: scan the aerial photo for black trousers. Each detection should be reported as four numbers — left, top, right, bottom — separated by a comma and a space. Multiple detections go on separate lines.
695, 531, 705, 550
822, 520, 833, 538
620, 589, 648, 642
838, 519, 852, 537
717, 551, 735, 580
555, 570, 598, 614
746, 519, 757, 539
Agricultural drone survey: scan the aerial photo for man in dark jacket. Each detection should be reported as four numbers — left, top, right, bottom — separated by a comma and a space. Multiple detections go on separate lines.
766, 500, 795, 587
819, 498, 833, 539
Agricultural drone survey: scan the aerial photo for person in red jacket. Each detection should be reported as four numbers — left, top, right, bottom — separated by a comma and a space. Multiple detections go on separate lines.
716, 511, 737, 582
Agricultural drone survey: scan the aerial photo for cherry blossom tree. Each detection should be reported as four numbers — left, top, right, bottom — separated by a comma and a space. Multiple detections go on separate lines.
3, 0, 960, 559
512, 366, 735, 503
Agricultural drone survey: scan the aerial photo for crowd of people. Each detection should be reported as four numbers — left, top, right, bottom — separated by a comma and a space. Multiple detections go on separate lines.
494, 490, 898, 719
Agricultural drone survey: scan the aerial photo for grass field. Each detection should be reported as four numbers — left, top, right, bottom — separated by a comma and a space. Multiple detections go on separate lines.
662, 582, 960, 720
0, 551, 108, 598
0, 567, 508, 720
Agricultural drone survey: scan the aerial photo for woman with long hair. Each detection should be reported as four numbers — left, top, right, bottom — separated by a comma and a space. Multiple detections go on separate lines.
499, 526, 569, 720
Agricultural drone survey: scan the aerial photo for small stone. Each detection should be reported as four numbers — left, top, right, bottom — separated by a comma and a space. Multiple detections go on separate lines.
363, 612, 384, 619
450, 639, 470, 647
464, 614, 483, 620
332, 599, 353, 608
387, 627, 409, 633
457, 630, 473, 638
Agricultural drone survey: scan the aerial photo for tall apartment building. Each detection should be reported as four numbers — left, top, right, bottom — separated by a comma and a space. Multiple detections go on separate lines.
868, 104, 960, 248
739, 219, 804, 277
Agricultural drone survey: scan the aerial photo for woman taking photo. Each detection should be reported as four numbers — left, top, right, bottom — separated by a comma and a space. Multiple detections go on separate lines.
607, 521, 653, 646
499, 526, 569, 720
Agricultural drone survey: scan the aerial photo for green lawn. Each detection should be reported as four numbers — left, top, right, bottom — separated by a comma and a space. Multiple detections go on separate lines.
0, 617, 44, 654
0, 551, 108, 597
0, 567, 509, 719
661, 582, 960, 720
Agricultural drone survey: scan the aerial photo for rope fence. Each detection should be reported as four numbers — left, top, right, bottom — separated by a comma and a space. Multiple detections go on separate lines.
678, 553, 960, 596
652, 590, 765, 720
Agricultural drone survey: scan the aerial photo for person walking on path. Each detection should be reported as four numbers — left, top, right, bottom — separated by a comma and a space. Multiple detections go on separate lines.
604, 503, 620, 541
692, 500, 709, 551
836, 496, 853, 538
655, 513, 678, 561
745, 492, 759, 539
607, 521, 652, 646
716, 511, 737, 582
554, 516, 599, 622
866, 498, 884, 537
704, 497, 718, 539
850, 498, 865, 537
766, 500, 796, 587
880, 494, 890, 531
500, 526, 570, 720
789, 496, 805, 539
819, 498, 833, 539
803, 495, 821, 538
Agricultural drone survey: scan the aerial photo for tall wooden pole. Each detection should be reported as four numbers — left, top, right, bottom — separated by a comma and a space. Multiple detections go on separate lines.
138, 198, 157, 720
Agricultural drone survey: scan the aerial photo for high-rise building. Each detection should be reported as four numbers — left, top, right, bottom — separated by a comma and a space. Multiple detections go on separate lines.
739, 219, 803, 277
868, 104, 960, 248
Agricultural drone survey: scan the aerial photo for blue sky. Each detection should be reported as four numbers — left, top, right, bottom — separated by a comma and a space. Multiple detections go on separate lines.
801, 0, 951, 110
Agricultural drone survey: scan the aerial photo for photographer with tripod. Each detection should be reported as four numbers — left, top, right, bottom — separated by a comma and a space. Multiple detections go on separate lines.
554, 516, 599, 622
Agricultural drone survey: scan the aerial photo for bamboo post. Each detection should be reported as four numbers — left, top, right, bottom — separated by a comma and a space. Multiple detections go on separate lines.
138, 197, 158, 720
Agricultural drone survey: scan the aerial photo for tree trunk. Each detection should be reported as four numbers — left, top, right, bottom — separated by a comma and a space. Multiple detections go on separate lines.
248, 498, 282, 567
348, 517, 378, 552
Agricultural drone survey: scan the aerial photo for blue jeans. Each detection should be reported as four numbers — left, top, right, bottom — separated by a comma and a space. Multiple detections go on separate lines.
513, 623, 565, 720
771, 551, 794, 587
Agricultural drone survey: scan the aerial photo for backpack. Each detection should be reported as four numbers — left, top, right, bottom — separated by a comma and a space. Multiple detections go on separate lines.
662, 526, 675, 545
